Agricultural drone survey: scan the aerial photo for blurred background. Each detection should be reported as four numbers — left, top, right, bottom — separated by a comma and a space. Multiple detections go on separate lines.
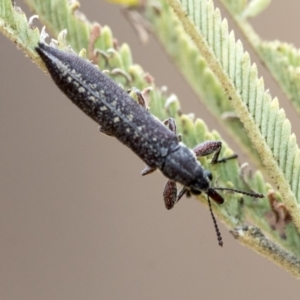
1, 0, 300, 299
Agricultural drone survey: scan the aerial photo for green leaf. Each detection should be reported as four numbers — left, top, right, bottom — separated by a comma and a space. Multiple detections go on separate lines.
162, 0, 300, 234
145, 0, 262, 165
0, 0, 40, 66
221, 0, 300, 117
2, 0, 300, 278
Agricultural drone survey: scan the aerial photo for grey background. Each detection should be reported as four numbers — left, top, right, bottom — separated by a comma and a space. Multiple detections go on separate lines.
1, 0, 300, 299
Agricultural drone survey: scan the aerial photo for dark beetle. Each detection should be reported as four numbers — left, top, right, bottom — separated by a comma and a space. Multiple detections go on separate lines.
36, 43, 263, 246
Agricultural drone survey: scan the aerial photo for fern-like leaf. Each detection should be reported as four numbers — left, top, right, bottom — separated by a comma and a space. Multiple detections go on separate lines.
164, 0, 300, 237
2, 0, 300, 278
221, 0, 300, 117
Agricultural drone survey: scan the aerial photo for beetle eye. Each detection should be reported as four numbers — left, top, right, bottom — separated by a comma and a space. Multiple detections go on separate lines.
204, 170, 213, 181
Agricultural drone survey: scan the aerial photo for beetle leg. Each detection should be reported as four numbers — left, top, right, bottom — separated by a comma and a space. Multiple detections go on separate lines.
134, 88, 148, 109
98, 125, 114, 136
141, 165, 157, 176
177, 186, 188, 201
163, 118, 181, 142
163, 183, 189, 210
193, 140, 237, 164
163, 118, 177, 133
128, 87, 149, 109
163, 180, 178, 210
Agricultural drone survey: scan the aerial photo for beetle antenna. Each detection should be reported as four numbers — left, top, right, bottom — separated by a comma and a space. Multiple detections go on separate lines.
207, 195, 223, 247
213, 187, 263, 198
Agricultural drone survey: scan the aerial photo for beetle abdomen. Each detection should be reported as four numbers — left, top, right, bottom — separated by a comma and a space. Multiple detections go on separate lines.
36, 43, 179, 168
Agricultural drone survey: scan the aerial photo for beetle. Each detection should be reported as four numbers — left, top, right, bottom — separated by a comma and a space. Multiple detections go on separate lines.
36, 42, 263, 246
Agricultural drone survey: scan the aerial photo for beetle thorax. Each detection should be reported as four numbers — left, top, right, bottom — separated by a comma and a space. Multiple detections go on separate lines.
161, 144, 211, 193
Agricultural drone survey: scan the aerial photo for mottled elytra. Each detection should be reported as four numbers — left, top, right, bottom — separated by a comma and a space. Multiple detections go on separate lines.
36, 43, 263, 246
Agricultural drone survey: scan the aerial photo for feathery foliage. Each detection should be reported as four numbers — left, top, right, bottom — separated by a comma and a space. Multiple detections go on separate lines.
1, 0, 300, 278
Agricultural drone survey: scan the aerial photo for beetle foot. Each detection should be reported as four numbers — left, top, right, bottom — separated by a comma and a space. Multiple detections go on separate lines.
98, 125, 114, 136
141, 165, 156, 176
